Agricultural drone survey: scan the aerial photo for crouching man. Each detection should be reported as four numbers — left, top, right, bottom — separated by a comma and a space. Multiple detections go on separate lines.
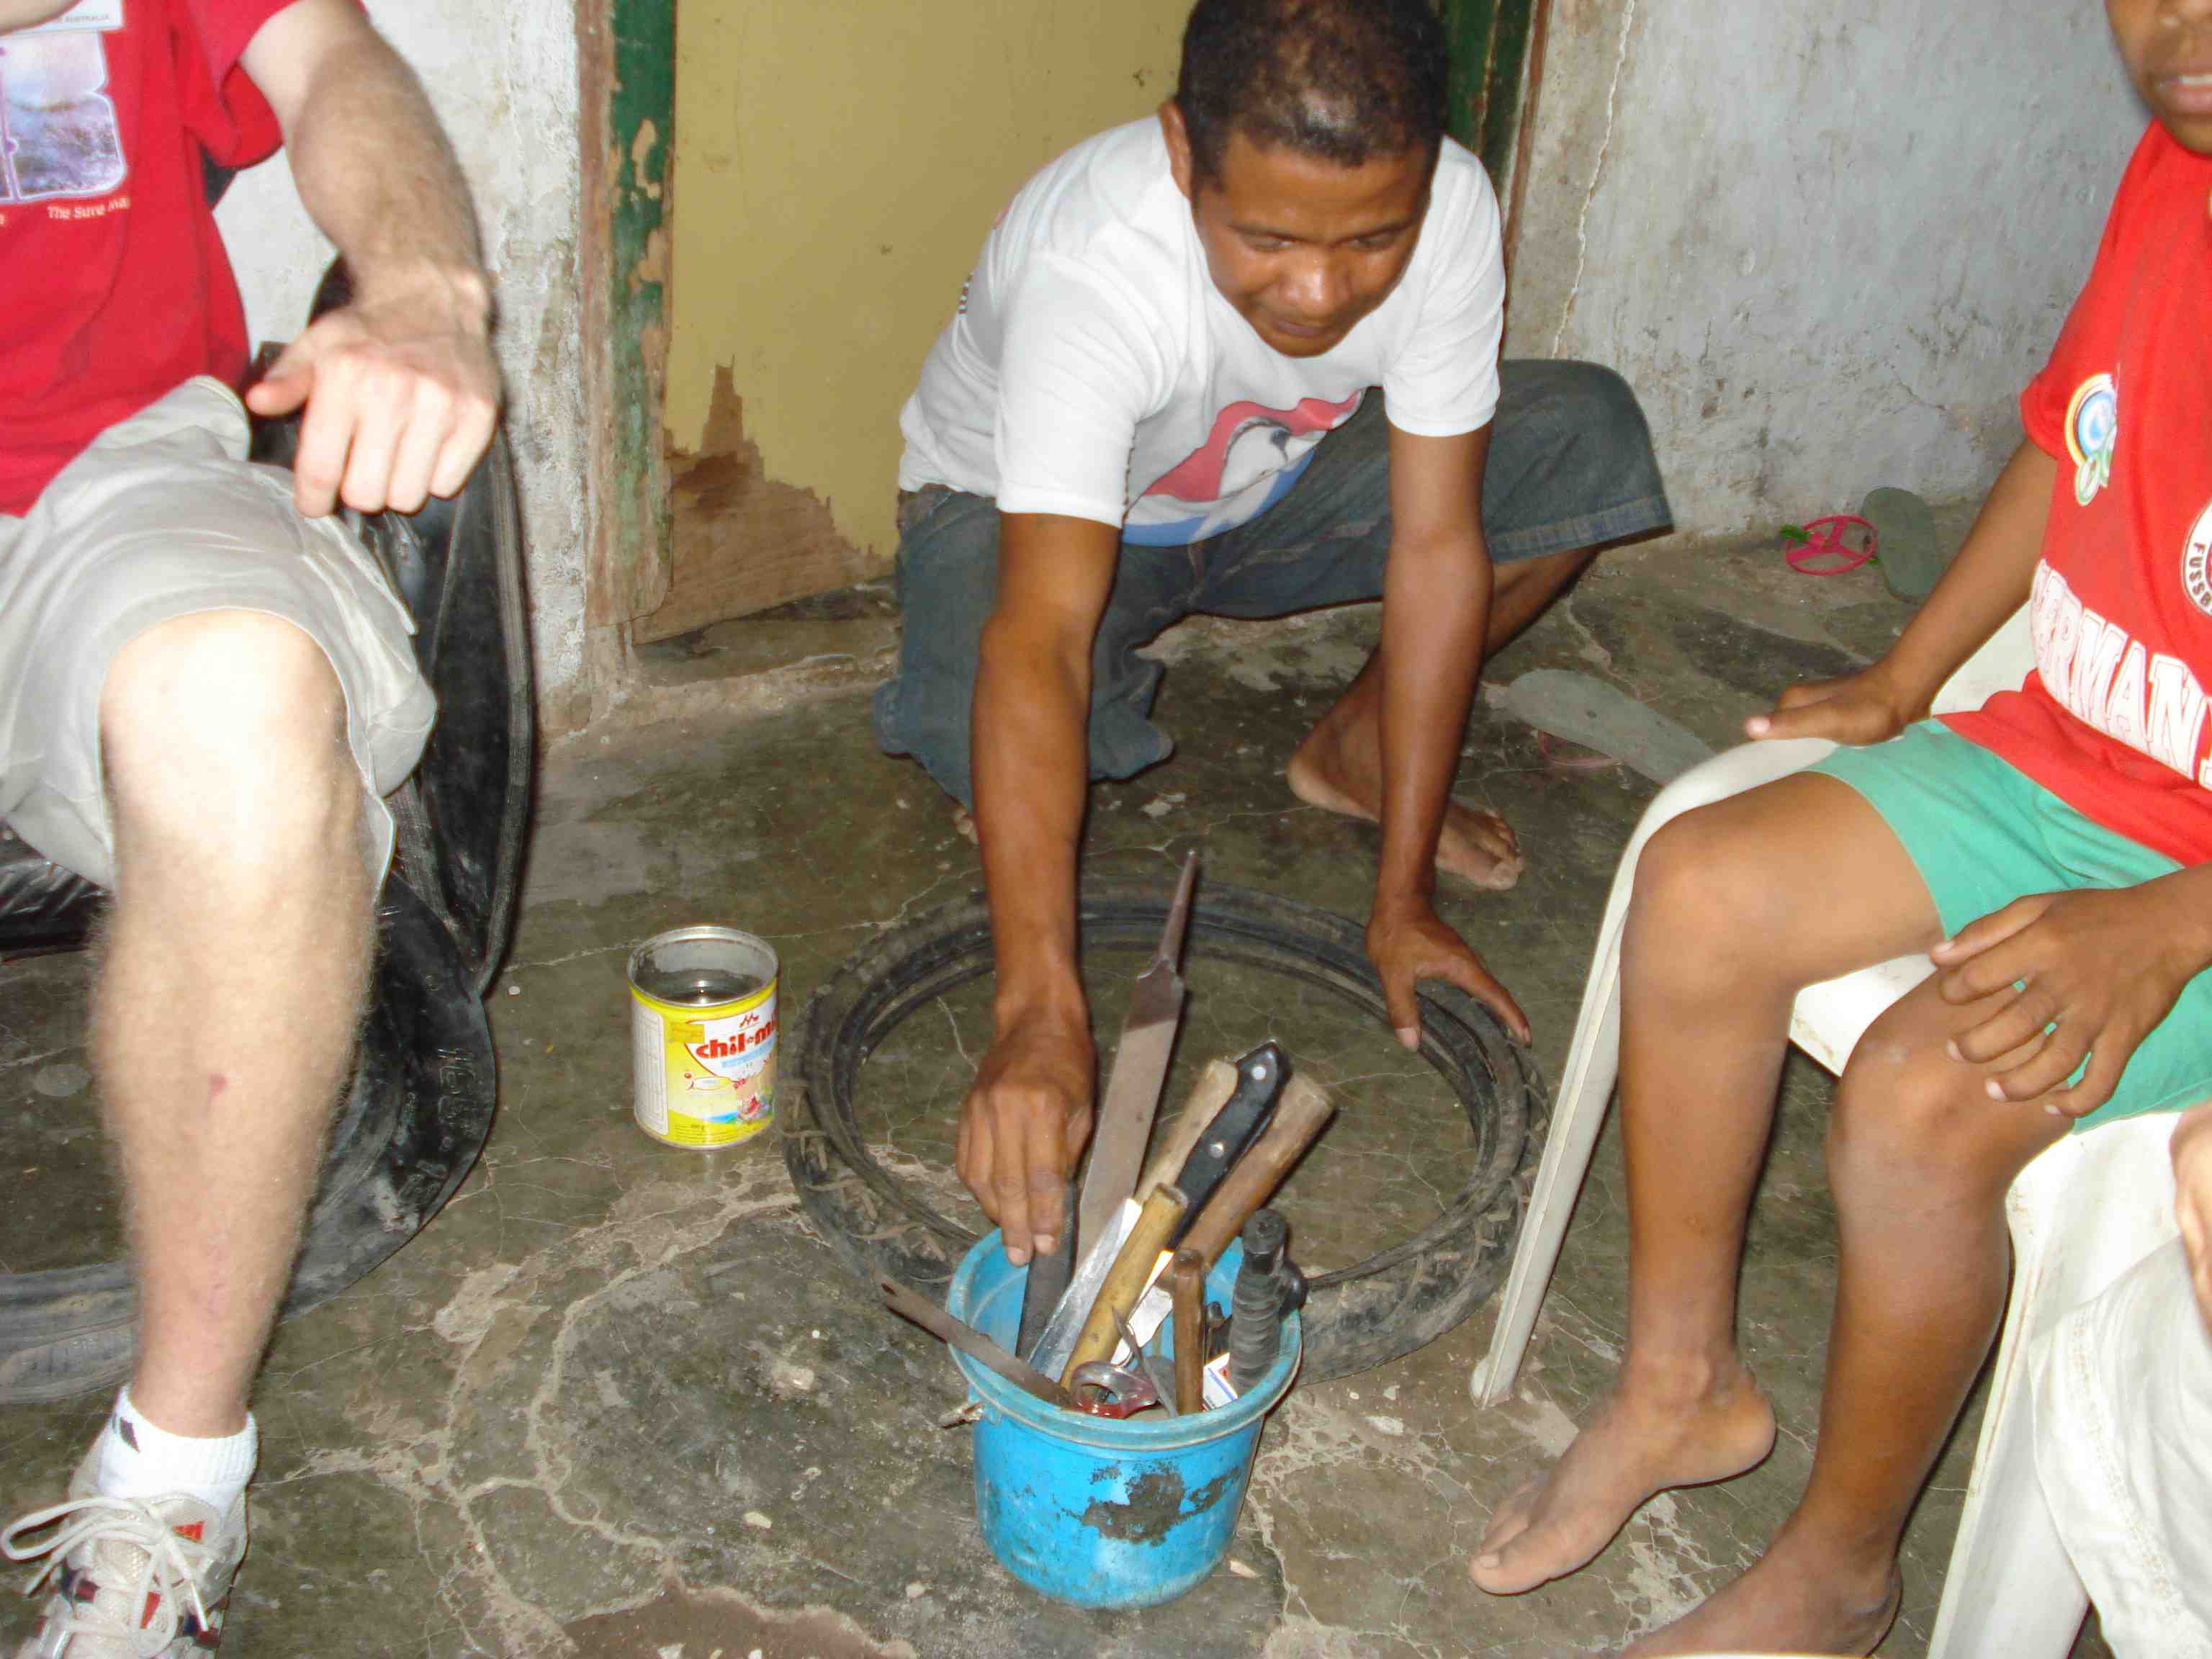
872, 0, 1671, 1262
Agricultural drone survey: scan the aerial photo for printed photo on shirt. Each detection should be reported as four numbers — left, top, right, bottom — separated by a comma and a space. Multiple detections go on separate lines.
0, 1, 127, 204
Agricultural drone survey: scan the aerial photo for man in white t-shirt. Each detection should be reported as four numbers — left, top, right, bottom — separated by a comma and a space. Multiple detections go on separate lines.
873, 0, 1670, 1261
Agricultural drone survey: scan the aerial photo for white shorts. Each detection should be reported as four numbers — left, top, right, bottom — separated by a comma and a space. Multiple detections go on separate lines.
2033, 1240, 2212, 1659
0, 378, 435, 889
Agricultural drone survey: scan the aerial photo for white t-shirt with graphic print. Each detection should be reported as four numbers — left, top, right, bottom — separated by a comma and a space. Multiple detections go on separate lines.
896, 117, 1505, 547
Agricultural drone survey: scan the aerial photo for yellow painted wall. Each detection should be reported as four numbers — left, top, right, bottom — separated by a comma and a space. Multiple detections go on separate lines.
667, 1, 1192, 570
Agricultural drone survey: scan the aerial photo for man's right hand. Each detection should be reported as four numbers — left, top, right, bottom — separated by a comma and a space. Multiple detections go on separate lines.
1743, 660, 1920, 747
956, 1007, 1095, 1265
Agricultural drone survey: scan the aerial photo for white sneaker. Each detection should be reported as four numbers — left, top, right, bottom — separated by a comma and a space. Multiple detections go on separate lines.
3, 1449, 246, 1658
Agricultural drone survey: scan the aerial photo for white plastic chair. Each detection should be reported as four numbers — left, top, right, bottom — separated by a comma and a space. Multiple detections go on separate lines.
1468, 606, 2186, 1658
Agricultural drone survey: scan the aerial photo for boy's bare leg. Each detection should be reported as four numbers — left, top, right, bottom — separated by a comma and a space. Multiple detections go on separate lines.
1287, 544, 1595, 890
1473, 772, 1943, 1594
96, 611, 372, 1437
1621, 970, 2072, 1655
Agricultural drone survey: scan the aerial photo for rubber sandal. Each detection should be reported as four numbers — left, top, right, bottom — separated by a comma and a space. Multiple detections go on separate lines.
1780, 513, 1876, 576
1860, 486, 1946, 601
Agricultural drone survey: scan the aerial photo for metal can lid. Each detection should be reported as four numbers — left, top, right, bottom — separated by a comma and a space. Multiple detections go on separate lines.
626, 925, 780, 995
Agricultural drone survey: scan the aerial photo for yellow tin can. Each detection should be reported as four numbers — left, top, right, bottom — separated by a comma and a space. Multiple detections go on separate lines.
627, 926, 779, 1149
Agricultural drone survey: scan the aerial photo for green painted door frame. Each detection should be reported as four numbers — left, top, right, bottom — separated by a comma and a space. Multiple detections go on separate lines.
1442, 0, 1545, 194
581, 0, 678, 667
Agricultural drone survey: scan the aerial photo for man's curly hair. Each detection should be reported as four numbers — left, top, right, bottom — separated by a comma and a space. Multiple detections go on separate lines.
1176, 0, 1449, 188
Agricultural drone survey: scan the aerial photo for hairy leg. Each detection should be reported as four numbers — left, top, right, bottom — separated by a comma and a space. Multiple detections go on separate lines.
1622, 977, 2069, 1656
1473, 773, 1942, 1594
96, 611, 372, 1437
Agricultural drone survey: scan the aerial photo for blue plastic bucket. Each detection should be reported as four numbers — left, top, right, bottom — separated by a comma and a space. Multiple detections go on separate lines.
946, 1230, 1300, 1609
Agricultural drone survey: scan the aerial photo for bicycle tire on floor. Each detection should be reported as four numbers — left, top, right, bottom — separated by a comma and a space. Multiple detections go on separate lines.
781, 880, 1545, 1380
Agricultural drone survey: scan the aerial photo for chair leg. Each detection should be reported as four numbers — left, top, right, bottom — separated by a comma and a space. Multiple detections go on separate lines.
1471, 912, 1624, 1407
1928, 1214, 2086, 1659
1930, 1118, 2182, 1656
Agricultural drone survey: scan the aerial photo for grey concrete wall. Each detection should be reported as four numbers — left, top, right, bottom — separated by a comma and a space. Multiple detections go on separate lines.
1507, 0, 2144, 535
215, 0, 587, 716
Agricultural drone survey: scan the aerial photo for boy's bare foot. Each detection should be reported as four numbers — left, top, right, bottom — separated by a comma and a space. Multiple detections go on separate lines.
1470, 1362, 1775, 1595
1617, 1527, 1902, 1658
1287, 721, 1525, 890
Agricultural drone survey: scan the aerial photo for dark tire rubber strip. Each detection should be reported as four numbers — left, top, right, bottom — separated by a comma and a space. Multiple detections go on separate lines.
782, 880, 1546, 1381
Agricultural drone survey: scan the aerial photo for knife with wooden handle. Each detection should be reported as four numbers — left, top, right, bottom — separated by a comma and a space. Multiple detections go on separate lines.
1179, 1073, 1334, 1270
1058, 1182, 1189, 1385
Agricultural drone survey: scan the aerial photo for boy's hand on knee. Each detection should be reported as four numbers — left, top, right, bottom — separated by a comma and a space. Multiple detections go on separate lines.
2175, 1105, 2212, 1333
956, 1010, 1094, 1265
1933, 886, 2203, 1118
1744, 663, 1919, 745
1366, 897, 1530, 1050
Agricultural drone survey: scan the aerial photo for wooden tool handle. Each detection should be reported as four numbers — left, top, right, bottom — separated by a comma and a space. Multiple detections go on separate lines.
1180, 1074, 1334, 1269
1170, 1249, 1207, 1414
1136, 1059, 1241, 1200
1060, 1182, 1189, 1385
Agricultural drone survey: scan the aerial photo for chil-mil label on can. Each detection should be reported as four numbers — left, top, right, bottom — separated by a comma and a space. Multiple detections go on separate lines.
627, 927, 778, 1149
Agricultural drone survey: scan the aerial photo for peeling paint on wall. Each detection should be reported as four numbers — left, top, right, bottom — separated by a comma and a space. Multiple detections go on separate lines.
635, 367, 868, 642
665, 0, 1190, 614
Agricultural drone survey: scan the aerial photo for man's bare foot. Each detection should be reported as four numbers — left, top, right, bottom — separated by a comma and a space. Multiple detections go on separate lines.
1470, 1362, 1775, 1596
1617, 1526, 1901, 1658
1287, 723, 1525, 891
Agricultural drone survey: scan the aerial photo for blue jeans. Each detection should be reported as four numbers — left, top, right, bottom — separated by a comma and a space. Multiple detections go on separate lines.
872, 359, 1672, 806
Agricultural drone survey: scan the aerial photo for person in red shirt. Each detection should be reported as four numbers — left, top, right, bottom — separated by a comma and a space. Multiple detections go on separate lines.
1467, 0, 2212, 1652
0, 0, 495, 1650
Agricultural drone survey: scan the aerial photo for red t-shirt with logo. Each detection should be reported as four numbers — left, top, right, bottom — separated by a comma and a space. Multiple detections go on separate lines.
0, 0, 285, 517
1944, 123, 2212, 868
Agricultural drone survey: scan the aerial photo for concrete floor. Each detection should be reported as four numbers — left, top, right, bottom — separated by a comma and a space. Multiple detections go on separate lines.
1, 529, 2118, 1657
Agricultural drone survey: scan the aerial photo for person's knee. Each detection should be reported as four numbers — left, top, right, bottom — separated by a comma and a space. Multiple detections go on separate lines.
1556, 361, 1653, 454
1624, 805, 1788, 983
1827, 1007, 1998, 1203
102, 611, 356, 862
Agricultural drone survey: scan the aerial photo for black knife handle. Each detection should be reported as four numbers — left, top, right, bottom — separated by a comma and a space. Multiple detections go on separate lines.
1166, 1041, 1285, 1245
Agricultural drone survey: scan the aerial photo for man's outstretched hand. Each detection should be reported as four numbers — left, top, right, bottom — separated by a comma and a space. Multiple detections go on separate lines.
956, 1007, 1094, 1266
1367, 894, 1530, 1052
246, 271, 499, 518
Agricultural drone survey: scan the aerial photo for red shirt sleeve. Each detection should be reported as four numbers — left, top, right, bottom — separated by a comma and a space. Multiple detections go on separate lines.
179, 0, 373, 171
2020, 122, 2159, 457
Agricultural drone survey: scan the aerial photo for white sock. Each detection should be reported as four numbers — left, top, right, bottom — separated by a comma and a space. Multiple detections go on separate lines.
93, 1388, 256, 1514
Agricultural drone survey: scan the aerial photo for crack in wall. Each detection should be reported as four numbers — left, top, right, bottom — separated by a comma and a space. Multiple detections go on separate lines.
1549, 0, 1641, 361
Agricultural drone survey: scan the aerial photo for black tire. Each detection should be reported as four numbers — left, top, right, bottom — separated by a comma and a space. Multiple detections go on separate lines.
0, 875, 497, 1405
782, 881, 1545, 1380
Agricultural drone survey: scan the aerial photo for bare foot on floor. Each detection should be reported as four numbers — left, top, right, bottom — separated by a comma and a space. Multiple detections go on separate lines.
1618, 1528, 1901, 1658
1286, 729, 1525, 891
1470, 1364, 1776, 1596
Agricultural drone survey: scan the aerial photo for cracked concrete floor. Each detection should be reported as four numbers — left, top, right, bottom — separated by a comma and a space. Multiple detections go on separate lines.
2, 530, 2119, 1657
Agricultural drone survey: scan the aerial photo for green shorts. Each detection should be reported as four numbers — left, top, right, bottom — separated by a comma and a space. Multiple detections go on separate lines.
1809, 721, 2212, 1132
